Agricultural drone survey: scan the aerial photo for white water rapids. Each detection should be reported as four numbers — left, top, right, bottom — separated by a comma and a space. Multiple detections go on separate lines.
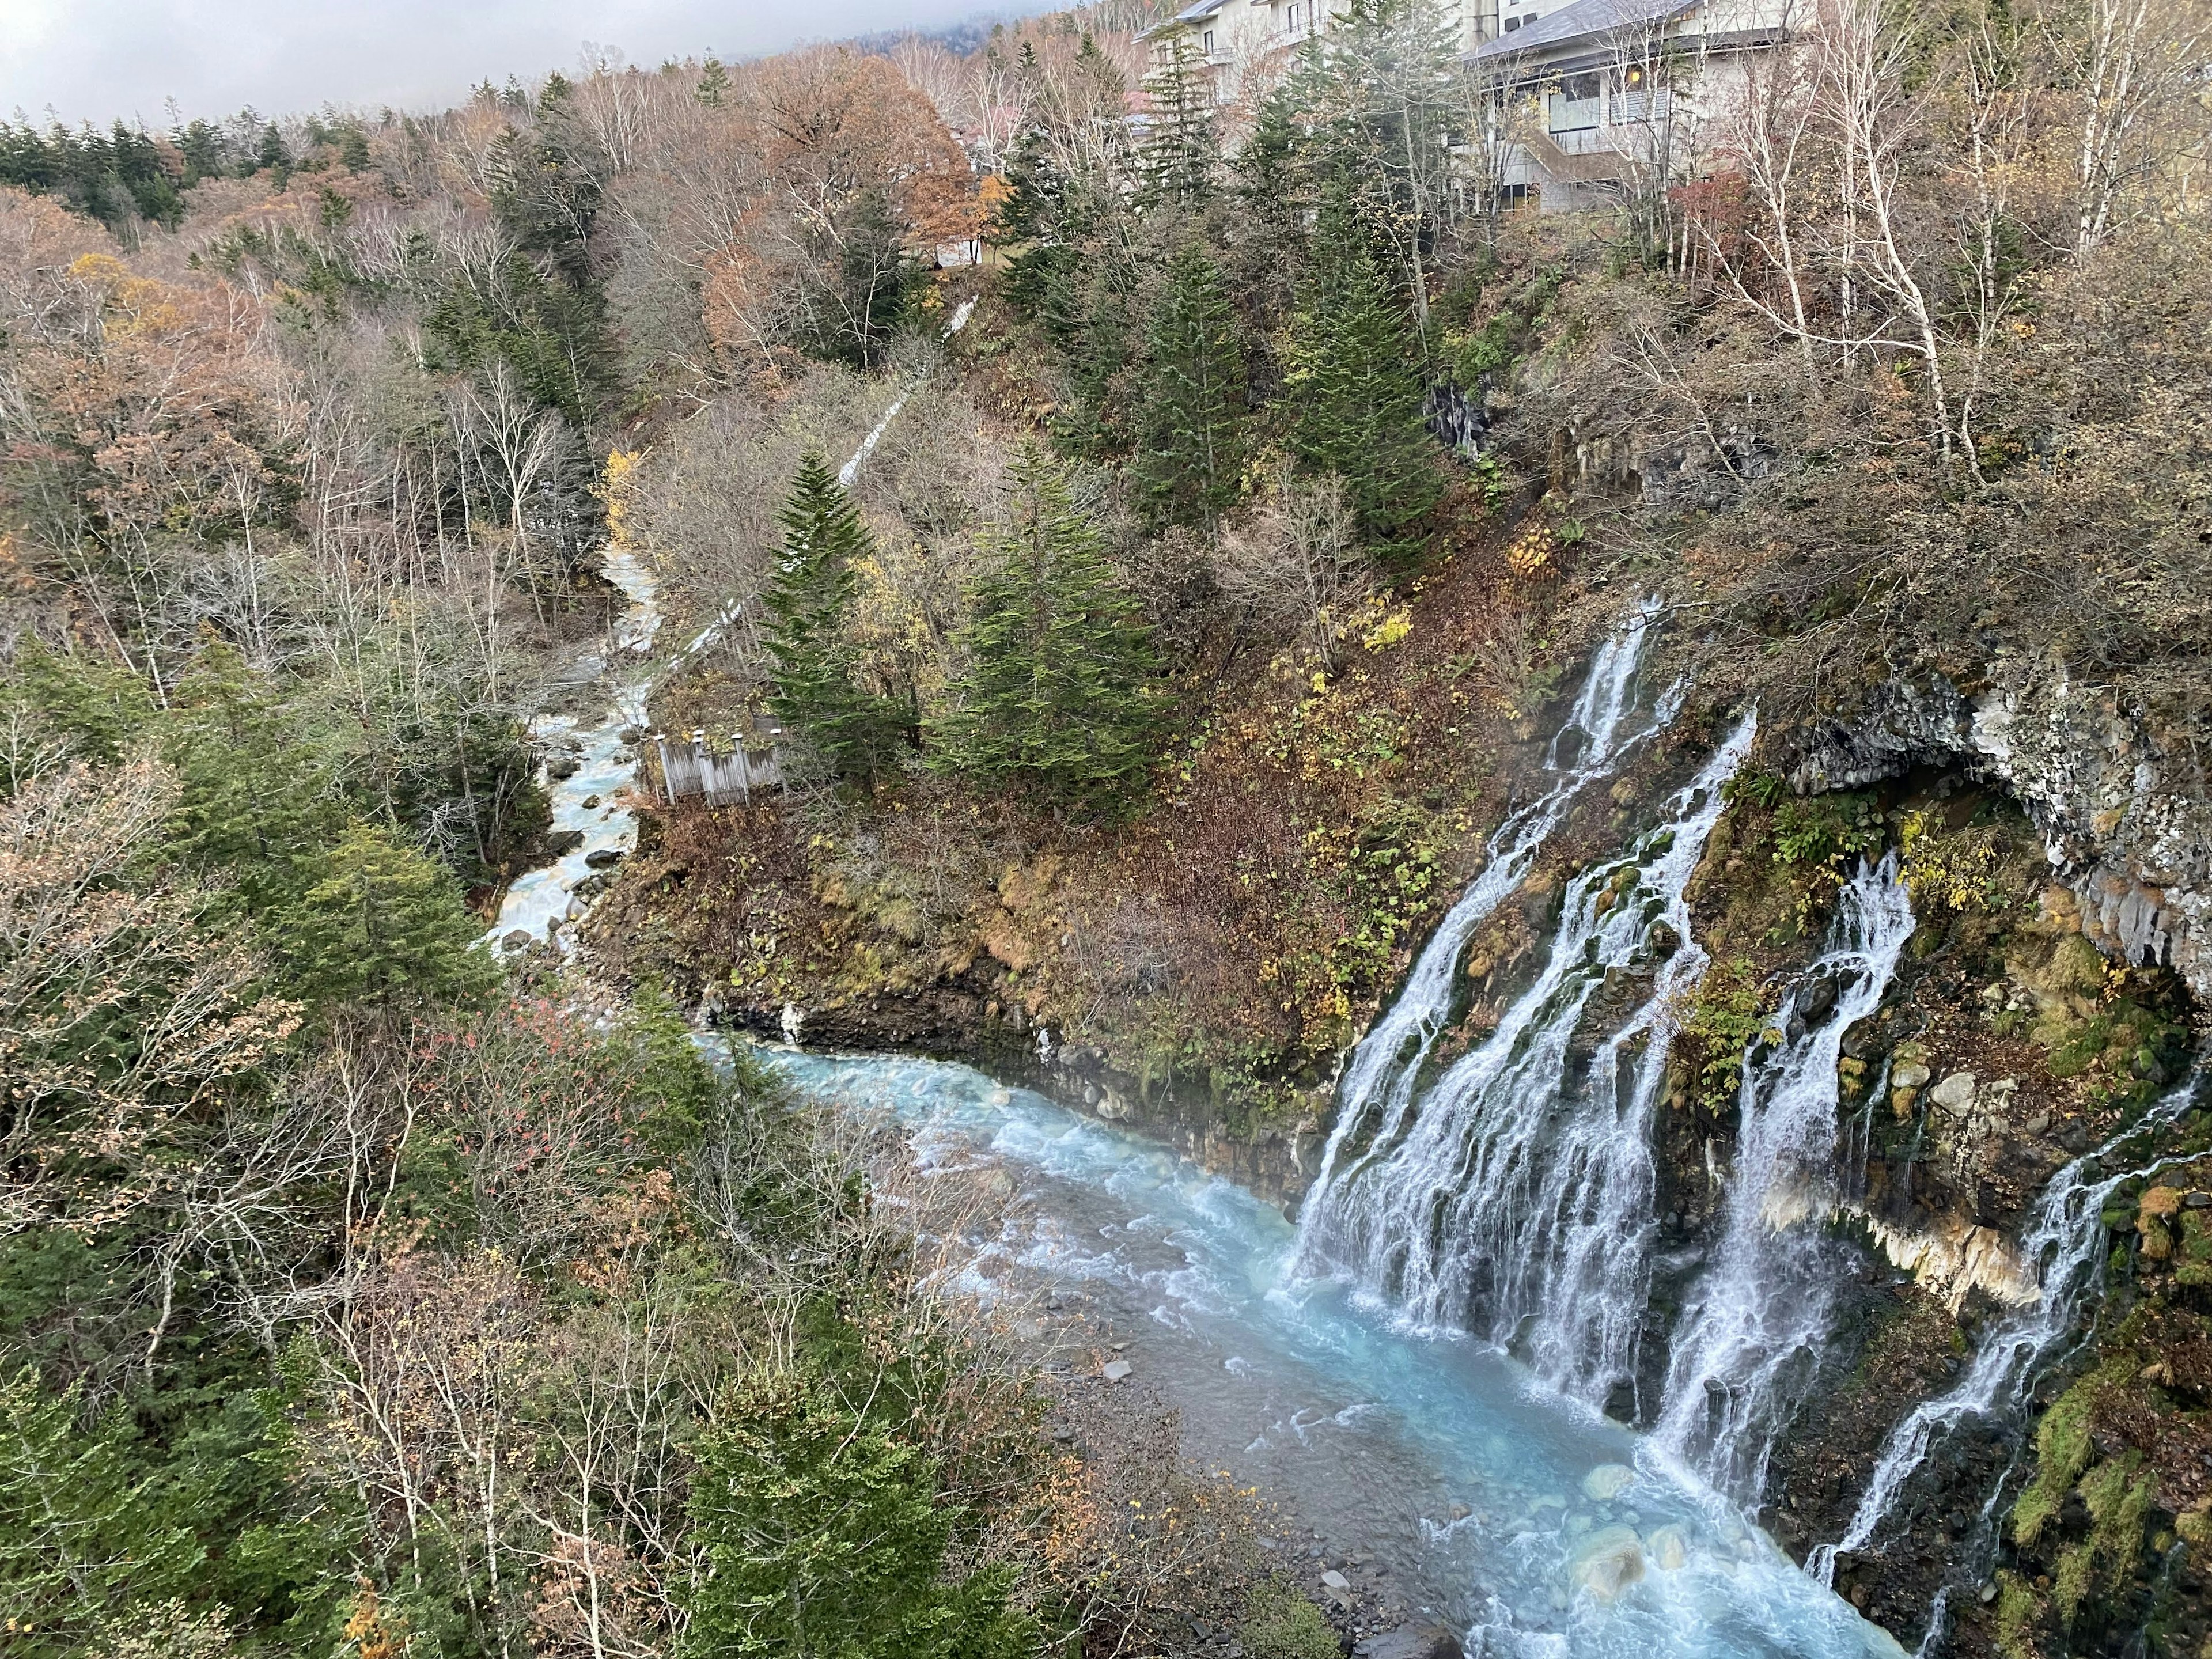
487, 297, 976, 949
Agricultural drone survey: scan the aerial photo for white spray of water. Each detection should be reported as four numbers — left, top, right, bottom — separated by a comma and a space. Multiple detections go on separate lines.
1300, 601, 1676, 1206
1297, 706, 1756, 1412
1654, 856, 1917, 1502
1810, 1076, 2202, 1581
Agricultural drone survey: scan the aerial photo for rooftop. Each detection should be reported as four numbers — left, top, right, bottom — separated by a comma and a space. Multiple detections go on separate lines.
1471, 0, 1700, 59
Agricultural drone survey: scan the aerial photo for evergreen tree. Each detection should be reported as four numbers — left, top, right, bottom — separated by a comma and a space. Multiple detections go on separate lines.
683, 1362, 1034, 1659
762, 456, 906, 779
276, 821, 495, 1011
1133, 243, 1245, 532
1284, 187, 1442, 559
1044, 241, 1139, 460
1138, 36, 1217, 210
933, 445, 1158, 805
696, 54, 730, 108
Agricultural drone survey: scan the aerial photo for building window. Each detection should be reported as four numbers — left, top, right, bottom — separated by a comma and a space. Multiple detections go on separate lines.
1202, 28, 1215, 55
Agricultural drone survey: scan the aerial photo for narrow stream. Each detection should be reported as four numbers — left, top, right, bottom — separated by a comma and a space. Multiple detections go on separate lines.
739, 1044, 1904, 1659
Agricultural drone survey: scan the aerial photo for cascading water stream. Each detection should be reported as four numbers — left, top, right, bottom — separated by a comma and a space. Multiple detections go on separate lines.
1810, 1074, 2204, 1589
1300, 603, 1676, 1209
1653, 857, 1917, 1502
488, 300, 976, 949
1297, 711, 1756, 1414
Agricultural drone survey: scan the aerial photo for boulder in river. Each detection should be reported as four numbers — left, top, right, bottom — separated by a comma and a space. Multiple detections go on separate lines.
1581, 1463, 1636, 1501
544, 829, 586, 857
1645, 1524, 1688, 1571
1101, 1359, 1133, 1382
1569, 1525, 1645, 1601
584, 847, 624, 869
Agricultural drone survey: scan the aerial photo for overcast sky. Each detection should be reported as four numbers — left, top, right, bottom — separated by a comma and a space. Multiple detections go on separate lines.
1, 0, 1028, 129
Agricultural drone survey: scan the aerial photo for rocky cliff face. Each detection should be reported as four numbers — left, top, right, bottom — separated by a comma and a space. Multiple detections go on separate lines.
1786, 666, 2212, 999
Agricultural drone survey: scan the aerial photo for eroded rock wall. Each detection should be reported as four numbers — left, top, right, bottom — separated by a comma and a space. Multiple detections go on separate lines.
1787, 667, 2212, 999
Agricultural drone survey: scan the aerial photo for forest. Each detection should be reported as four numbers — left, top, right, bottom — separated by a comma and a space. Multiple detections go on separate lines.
2, 0, 2210, 1656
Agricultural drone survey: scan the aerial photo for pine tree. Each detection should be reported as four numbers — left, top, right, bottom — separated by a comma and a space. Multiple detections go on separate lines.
933, 445, 1158, 805
1133, 243, 1245, 532
763, 456, 906, 779
1285, 187, 1441, 559
278, 821, 495, 1011
1138, 36, 1217, 211
696, 55, 730, 108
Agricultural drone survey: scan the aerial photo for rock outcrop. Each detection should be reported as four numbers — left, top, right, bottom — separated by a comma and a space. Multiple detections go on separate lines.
1786, 665, 2212, 997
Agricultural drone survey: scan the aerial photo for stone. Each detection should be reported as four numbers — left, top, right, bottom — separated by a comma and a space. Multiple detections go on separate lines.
584, 847, 624, 869
1354, 1625, 1463, 1659
1447, 1503, 1472, 1521
581, 794, 600, 808
1321, 1570, 1351, 1592
1569, 1525, 1646, 1601
1893, 1061, 1932, 1090
1012, 1319, 1044, 1341
2024, 1111, 2052, 1137
502, 929, 533, 951
1929, 1071, 1978, 1115
1581, 1464, 1637, 1501
1646, 1525, 1688, 1571
544, 828, 586, 857
546, 755, 581, 780
1102, 1359, 1134, 1382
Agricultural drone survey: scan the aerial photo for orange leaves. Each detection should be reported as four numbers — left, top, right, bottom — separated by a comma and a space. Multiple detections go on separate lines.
692, 46, 978, 374
7, 249, 296, 554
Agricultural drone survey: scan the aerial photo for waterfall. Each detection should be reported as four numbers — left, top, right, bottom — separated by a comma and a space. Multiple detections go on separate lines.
1297, 706, 1755, 1412
1810, 1074, 2203, 1582
1654, 857, 1917, 1502
1301, 601, 1677, 1206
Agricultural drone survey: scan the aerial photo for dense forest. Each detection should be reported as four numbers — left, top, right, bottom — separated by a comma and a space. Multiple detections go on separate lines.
3, 1, 2210, 1657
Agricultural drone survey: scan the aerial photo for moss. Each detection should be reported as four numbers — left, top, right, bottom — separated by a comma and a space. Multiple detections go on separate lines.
1240, 1578, 1340, 1659
2052, 1452, 2156, 1627
1994, 1570, 2046, 1659
2013, 1365, 2113, 1547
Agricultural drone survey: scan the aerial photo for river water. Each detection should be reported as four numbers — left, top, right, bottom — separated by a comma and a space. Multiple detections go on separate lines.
744, 1045, 1904, 1659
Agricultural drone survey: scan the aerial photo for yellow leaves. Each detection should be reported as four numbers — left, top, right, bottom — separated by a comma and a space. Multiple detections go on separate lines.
342, 1580, 409, 1659
1505, 518, 1555, 579
1898, 809, 2004, 913
597, 448, 645, 550
1361, 607, 1412, 652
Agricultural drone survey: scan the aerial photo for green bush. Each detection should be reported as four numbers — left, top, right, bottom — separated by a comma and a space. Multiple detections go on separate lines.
1241, 1578, 1340, 1659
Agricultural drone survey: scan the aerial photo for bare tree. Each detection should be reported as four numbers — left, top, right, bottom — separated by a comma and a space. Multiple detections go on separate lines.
1211, 467, 1373, 673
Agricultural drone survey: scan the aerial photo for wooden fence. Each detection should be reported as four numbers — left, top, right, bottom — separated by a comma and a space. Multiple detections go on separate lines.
655, 730, 784, 806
